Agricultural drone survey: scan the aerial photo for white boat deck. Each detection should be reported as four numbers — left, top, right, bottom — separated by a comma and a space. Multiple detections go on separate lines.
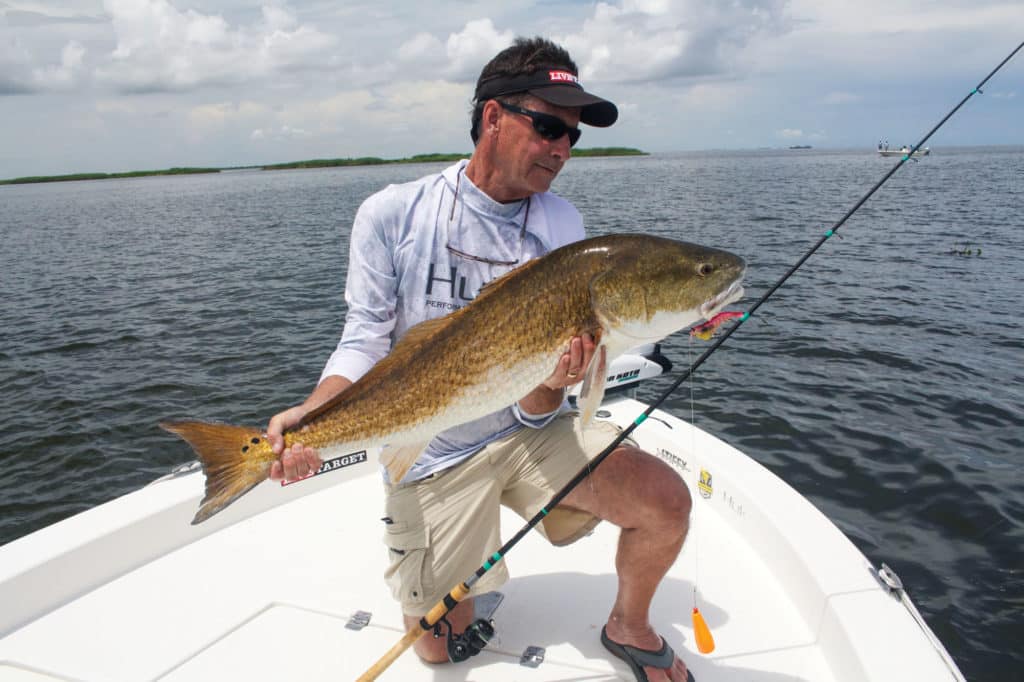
0, 399, 961, 681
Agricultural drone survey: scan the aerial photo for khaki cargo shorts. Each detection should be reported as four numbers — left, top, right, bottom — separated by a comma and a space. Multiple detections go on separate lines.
381, 413, 635, 616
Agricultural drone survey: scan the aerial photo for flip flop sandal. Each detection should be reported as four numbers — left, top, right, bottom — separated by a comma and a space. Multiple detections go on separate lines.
601, 626, 695, 681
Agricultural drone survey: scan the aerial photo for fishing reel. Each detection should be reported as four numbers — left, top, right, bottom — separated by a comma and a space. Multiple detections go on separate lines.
432, 615, 495, 663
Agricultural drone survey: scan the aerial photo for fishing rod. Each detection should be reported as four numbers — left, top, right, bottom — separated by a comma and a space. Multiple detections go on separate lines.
357, 40, 1023, 681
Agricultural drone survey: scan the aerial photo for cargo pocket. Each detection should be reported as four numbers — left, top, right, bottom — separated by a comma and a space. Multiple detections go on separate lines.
382, 525, 434, 609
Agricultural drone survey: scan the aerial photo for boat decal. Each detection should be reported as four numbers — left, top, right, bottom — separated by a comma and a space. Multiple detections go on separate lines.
722, 490, 746, 517
611, 368, 640, 383
656, 448, 690, 473
280, 450, 368, 486
698, 468, 713, 499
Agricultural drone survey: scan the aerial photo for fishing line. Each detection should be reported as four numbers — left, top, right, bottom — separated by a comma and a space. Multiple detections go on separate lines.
357, 40, 1023, 680
685, 335, 714, 653
685, 335, 699, 597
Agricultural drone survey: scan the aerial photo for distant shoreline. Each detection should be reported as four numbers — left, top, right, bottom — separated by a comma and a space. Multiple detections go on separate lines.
0, 148, 647, 186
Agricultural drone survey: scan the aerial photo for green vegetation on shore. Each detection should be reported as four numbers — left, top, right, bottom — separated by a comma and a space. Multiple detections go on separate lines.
571, 147, 646, 157
259, 152, 471, 170
1, 148, 647, 185
0, 167, 221, 185
260, 148, 646, 170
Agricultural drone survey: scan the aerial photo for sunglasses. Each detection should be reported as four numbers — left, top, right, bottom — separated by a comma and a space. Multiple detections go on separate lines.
497, 101, 582, 147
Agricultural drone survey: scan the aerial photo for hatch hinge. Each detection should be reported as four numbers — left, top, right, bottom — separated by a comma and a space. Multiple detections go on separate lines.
520, 645, 545, 668
346, 610, 372, 631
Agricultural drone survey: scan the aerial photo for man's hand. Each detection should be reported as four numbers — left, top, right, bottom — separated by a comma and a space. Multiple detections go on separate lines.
266, 405, 322, 482
265, 376, 352, 482
542, 333, 597, 390
517, 334, 600, 418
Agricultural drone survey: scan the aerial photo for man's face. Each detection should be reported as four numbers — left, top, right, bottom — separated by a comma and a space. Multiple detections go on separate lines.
494, 96, 581, 198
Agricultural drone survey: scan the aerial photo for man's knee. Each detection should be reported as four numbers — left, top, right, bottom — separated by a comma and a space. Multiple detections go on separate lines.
412, 632, 451, 664
619, 445, 692, 525
405, 597, 476, 665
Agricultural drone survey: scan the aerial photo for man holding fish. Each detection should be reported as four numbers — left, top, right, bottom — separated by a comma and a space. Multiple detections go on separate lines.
266, 37, 699, 682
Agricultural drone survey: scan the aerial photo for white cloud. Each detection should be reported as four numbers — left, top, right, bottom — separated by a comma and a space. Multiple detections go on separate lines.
2, 35, 89, 94
30, 40, 86, 89
560, 0, 791, 84
790, 0, 1022, 36
94, 0, 336, 92
386, 1, 793, 105
444, 19, 514, 81
398, 32, 444, 64
252, 80, 468, 140
0, 35, 35, 94
189, 100, 269, 129
262, 4, 299, 32
1, 0, 1021, 177
773, 0, 1023, 79
250, 124, 311, 140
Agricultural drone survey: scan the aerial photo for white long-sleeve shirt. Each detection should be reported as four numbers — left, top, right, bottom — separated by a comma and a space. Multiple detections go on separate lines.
320, 160, 585, 482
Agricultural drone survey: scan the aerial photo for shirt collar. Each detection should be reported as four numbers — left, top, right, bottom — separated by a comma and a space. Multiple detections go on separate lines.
441, 160, 559, 252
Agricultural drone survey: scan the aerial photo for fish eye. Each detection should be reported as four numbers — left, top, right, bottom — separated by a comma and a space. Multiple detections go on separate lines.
697, 263, 714, 277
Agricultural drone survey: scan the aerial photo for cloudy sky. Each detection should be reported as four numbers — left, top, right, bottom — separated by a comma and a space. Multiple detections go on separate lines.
1, 0, 1021, 178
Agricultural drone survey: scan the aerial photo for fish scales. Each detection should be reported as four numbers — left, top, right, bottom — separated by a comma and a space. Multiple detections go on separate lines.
298, 245, 598, 448
162, 234, 746, 524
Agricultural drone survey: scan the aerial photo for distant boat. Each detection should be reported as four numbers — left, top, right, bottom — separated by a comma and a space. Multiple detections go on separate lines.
788, 145, 812, 149
878, 145, 930, 157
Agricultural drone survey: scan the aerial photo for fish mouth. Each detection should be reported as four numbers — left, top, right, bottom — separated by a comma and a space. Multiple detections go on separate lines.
700, 278, 745, 320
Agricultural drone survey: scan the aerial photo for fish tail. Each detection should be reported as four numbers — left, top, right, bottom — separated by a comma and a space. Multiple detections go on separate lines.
160, 420, 269, 525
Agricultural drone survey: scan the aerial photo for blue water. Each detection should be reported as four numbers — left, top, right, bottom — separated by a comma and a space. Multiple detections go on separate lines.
1, 148, 1021, 679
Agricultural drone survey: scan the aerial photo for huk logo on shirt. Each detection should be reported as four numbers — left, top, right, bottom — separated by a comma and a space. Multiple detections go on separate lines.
425, 263, 487, 310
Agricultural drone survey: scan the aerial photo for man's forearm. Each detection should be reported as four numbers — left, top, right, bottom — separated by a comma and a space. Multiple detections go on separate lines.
517, 383, 565, 417
304, 375, 354, 412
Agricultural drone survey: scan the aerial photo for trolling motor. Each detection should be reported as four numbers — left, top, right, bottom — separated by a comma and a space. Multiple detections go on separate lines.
432, 615, 495, 663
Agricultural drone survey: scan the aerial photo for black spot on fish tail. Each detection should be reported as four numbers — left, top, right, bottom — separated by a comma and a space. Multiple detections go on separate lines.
159, 420, 269, 524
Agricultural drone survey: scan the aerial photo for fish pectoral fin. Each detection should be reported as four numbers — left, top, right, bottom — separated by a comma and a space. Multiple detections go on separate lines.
578, 343, 609, 426
380, 442, 429, 484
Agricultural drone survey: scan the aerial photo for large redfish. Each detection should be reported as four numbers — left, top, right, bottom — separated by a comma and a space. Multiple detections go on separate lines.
162, 234, 745, 524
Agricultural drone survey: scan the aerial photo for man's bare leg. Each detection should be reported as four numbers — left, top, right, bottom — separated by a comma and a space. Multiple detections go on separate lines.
561, 445, 692, 682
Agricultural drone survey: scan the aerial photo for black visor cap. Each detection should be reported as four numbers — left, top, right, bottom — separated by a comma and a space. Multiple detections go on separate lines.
475, 70, 618, 127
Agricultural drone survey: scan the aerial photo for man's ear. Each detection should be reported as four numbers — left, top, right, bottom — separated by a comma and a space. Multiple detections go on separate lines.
481, 100, 502, 134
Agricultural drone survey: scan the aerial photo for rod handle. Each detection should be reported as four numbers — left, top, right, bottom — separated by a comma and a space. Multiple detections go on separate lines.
356, 626, 425, 682
356, 582, 471, 680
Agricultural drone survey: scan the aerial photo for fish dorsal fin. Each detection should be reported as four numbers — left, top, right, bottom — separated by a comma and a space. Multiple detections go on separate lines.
474, 256, 544, 300
577, 342, 608, 426
297, 316, 454, 427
